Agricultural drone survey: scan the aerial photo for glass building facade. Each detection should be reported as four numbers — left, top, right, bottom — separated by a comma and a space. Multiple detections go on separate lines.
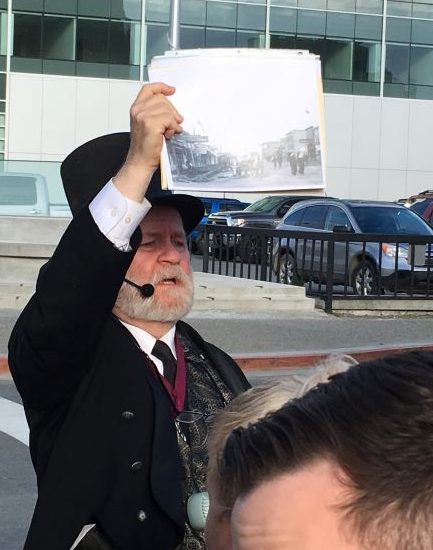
2, 0, 433, 101
0, 2, 431, 215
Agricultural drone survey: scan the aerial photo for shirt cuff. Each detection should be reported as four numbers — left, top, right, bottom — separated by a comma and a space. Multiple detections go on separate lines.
89, 179, 151, 250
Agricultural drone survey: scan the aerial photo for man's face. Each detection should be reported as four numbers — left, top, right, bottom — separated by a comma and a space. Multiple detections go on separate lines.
115, 206, 194, 322
230, 460, 361, 550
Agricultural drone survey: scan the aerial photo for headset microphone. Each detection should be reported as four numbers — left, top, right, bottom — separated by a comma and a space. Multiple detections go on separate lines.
124, 278, 155, 298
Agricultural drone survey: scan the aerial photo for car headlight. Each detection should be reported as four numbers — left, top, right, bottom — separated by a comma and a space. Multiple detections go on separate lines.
381, 243, 408, 259
228, 218, 246, 227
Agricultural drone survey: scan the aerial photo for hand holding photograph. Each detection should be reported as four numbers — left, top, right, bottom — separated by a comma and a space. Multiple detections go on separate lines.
148, 48, 326, 193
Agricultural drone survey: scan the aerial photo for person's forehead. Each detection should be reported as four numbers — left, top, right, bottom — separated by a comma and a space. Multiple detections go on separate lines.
140, 206, 184, 233
231, 460, 358, 550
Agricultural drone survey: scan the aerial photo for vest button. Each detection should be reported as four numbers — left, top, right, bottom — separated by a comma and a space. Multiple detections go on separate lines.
121, 411, 135, 420
137, 509, 147, 522
131, 461, 143, 472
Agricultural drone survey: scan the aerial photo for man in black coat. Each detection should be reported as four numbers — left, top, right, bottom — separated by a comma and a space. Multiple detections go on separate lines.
8, 83, 250, 550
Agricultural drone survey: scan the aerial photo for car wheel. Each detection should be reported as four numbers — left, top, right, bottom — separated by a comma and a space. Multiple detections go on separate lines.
238, 235, 264, 263
278, 253, 301, 285
351, 260, 378, 296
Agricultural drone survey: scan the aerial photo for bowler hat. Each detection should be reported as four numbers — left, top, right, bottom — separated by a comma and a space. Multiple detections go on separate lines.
61, 132, 204, 234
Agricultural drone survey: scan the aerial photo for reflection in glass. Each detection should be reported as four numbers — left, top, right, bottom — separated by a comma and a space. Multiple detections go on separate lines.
385, 44, 409, 84
269, 7, 296, 33
205, 29, 236, 48
76, 19, 109, 63
42, 59, 75, 76
327, 0, 355, 11
297, 10, 326, 35
206, 1, 237, 28
412, 20, 433, 46
42, 16, 75, 60
236, 31, 265, 47
383, 83, 408, 98
387, 1, 411, 17
13, 14, 42, 58
145, 24, 169, 65
353, 41, 381, 82
356, 0, 383, 15
326, 12, 355, 38
180, 26, 205, 49
355, 14, 382, 40
111, 0, 142, 20
409, 85, 433, 100
180, 0, 206, 25
410, 46, 433, 86
77, 0, 110, 18
386, 17, 411, 43
237, 4, 266, 31
323, 39, 353, 80
109, 21, 140, 65
146, 0, 170, 23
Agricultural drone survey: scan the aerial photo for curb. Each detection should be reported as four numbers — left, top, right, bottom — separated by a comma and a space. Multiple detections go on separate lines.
2, 343, 433, 378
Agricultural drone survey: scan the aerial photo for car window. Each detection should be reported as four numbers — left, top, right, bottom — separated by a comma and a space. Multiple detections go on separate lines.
0, 176, 37, 205
283, 207, 304, 226
325, 206, 352, 231
410, 200, 429, 215
352, 206, 433, 235
222, 203, 243, 212
244, 196, 285, 213
277, 201, 294, 218
300, 205, 328, 229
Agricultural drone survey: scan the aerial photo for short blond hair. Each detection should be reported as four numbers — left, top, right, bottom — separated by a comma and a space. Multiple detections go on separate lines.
207, 380, 297, 500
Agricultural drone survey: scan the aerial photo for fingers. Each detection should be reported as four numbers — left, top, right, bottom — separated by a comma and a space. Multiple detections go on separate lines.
131, 83, 183, 126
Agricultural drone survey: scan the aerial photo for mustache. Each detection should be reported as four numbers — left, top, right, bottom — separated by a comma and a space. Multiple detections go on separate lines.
152, 265, 192, 285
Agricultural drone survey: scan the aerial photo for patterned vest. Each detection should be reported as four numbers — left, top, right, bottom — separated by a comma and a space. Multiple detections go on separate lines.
176, 332, 236, 550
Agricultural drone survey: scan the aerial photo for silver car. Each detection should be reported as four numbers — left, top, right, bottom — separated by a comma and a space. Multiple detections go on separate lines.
273, 199, 433, 295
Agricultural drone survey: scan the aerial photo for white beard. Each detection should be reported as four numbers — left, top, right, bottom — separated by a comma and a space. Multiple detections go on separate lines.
114, 266, 194, 322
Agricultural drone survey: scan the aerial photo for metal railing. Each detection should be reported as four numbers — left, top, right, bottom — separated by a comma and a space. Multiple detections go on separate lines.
189, 224, 433, 313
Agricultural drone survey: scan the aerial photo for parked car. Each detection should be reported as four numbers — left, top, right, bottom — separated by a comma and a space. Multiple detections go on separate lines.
190, 197, 250, 254
208, 194, 328, 260
0, 171, 50, 216
402, 190, 433, 226
273, 198, 433, 295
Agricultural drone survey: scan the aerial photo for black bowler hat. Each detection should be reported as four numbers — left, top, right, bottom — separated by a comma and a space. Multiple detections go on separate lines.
61, 132, 204, 235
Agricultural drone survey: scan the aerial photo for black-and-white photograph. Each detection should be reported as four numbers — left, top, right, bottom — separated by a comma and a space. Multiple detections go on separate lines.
148, 49, 326, 193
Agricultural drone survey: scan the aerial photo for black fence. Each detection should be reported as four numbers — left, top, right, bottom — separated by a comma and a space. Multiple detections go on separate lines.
190, 224, 433, 313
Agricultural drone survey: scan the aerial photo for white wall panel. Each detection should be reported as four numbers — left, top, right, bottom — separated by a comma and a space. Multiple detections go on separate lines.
379, 99, 409, 170
326, 167, 351, 199
41, 77, 77, 155
351, 97, 381, 169
75, 79, 111, 147
350, 168, 379, 199
324, 94, 353, 168
406, 170, 433, 195
8, 74, 44, 156
8, 74, 433, 204
407, 100, 433, 172
108, 80, 142, 132
377, 169, 406, 201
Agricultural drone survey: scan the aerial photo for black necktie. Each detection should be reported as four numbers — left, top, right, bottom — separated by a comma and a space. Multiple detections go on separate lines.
152, 340, 177, 386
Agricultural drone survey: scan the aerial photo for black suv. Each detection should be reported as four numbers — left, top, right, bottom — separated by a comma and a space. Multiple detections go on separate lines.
207, 194, 327, 260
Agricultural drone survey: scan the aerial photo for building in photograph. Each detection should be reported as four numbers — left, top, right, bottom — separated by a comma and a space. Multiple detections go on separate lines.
1, 0, 433, 211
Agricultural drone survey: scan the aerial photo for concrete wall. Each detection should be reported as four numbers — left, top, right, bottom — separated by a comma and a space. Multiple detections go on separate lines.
6, 72, 433, 203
